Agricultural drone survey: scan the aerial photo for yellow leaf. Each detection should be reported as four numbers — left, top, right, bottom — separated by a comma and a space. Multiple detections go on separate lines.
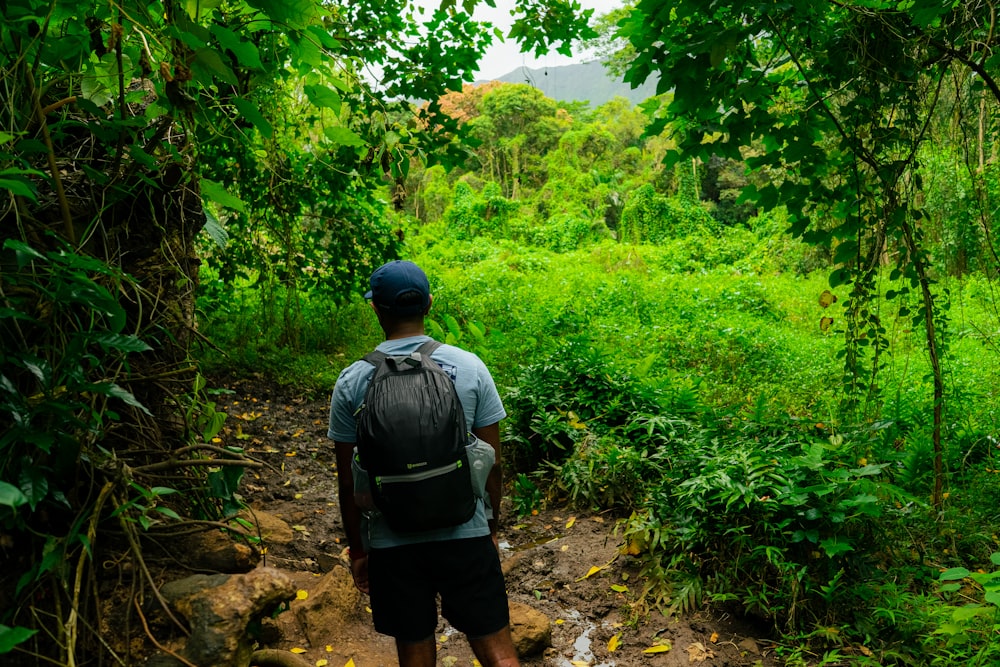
296, 589, 309, 600
820, 316, 834, 332
709, 632, 718, 643
291, 648, 307, 654
608, 633, 622, 652
561, 545, 569, 552
316, 661, 328, 667
438, 634, 449, 643
295, 493, 303, 500
582, 565, 602, 579
566, 516, 576, 529
555, 619, 565, 625
819, 289, 838, 308
643, 643, 671, 654
571, 661, 589, 667
325, 645, 333, 653
286, 451, 297, 457
211, 437, 222, 443
610, 584, 628, 593
345, 660, 356, 667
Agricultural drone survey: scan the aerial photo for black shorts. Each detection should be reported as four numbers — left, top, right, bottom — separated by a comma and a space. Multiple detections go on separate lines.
367, 535, 510, 642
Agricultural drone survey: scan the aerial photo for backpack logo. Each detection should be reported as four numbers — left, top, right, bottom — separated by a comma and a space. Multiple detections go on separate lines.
355, 340, 476, 532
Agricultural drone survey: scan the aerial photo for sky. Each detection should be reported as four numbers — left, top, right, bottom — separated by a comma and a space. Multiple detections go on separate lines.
421, 0, 624, 81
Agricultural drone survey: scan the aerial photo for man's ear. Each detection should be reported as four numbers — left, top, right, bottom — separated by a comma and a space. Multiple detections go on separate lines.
424, 294, 433, 315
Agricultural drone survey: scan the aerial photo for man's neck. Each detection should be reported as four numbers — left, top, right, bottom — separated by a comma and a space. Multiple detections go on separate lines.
384, 324, 426, 340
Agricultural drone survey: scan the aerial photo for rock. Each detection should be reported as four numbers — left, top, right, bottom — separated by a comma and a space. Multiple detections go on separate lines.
156, 567, 296, 667
509, 601, 551, 657
292, 565, 367, 647
237, 509, 295, 546
169, 529, 259, 573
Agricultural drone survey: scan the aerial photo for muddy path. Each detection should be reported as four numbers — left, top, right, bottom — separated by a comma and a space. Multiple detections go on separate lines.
211, 376, 780, 667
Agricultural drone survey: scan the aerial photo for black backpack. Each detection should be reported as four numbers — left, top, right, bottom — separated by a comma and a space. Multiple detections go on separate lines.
355, 339, 476, 532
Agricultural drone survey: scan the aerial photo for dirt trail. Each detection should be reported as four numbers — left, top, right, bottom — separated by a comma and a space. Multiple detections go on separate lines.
213, 377, 779, 667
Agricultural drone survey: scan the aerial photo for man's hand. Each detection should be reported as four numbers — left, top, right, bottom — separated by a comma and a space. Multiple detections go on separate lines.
350, 554, 370, 594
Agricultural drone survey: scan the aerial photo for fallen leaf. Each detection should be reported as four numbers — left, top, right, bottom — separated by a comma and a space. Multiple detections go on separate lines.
292, 525, 307, 532
591, 516, 604, 523
441, 658, 458, 667
642, 643, 671, 654
571, 661, 589, 667
316, 661, 328, 667
325, 645, 333, 652
561, 545, 569, 552
438, 634, 449, 643
610, 584, 628, 593
555, 619, 565, 625
686, 642, 715, 661
295, 493, 303, 500
296, 589, 308, 600
580, 565, 603, 580
709, 631, 718, 643
286, 451, 297, 457
608, 633, 622, 652
290, 647, 307, 654
344, 660, 355, 667
565, 516, 576, 529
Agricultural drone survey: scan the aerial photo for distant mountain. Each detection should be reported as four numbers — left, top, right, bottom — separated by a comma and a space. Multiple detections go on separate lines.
478, 60, 659, 108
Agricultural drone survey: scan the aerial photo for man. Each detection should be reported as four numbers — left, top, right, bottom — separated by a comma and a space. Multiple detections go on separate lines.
328, 260, 519, 667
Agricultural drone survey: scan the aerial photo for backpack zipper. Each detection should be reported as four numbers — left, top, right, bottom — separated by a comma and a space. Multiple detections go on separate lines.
375, 459, 463, 485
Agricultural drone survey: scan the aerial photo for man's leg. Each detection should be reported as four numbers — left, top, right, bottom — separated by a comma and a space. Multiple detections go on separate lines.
468, 626, 520, 667
396, 637, 437, 667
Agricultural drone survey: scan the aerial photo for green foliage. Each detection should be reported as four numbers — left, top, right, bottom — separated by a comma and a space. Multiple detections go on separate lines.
619, 183, 718, 244
620, 421, 914, 632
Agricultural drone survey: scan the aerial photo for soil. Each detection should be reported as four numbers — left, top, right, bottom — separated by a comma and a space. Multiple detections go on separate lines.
210, 376, 783, 667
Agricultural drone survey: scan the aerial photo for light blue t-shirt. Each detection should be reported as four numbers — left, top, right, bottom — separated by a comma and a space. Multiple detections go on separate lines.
328, 335, 506, 549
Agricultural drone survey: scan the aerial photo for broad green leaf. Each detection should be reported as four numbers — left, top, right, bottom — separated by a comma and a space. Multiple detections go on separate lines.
192, 47, 238, 86
245, 0, 317, 29
0, 482, 28, 510
304, 84, 342, 113
211, 25, 263, 69
18, 466, 48, 511
939, 567, 971, 581
201, 179, 246, 212
87, 333, 152, 354
819, 536, 853, 558
0, 177, 37, 201
0, 624, 37, 654
91, 382, 153, 416
323, 126, 365, 147
202, 208, 229, 249
3, 239, 44, 268
232, 99, 274, 138
951, 605, 986, 622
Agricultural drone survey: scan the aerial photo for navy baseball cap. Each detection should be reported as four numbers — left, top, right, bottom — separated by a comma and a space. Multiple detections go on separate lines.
364, 260, 431, 315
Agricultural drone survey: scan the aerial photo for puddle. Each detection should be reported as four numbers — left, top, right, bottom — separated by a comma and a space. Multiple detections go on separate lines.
553, 609, 615, 667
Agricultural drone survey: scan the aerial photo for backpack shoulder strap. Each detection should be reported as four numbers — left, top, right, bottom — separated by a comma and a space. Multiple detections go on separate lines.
362, 349, 386, 366
415, 339, 442, 358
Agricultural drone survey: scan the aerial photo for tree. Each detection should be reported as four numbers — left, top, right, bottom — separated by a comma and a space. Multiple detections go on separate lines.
616, 0, 1000, 505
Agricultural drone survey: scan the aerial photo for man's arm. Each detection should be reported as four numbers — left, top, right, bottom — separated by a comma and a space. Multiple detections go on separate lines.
472, 421, 502, 539
334, 440, 369, 593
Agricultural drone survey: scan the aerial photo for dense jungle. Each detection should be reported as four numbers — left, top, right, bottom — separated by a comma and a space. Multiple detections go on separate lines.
1, 1, 999, 666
